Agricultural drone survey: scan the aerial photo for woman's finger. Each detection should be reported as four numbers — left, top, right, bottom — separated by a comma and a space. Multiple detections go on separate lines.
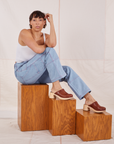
45, 13, 49, 18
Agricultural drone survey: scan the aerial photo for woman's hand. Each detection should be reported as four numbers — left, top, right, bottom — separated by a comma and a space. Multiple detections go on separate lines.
44, 13, 53, 23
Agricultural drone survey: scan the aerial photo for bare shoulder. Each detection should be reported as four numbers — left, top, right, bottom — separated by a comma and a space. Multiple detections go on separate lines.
18, 29, 32, 45
19, 29, 32, 37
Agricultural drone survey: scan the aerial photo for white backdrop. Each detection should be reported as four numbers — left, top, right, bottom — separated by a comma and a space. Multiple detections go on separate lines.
0, 0, 114, 118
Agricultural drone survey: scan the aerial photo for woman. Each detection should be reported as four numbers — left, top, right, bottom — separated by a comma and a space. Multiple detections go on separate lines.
14, 10, 106, 113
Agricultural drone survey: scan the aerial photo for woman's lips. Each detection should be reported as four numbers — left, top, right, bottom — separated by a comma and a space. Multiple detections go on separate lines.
36, 26, 40, 28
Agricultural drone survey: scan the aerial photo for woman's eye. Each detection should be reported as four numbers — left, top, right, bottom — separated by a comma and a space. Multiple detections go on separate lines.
33, 19, 42, 21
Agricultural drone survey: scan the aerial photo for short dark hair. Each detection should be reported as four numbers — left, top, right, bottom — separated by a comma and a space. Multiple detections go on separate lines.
29, 10, 47, 29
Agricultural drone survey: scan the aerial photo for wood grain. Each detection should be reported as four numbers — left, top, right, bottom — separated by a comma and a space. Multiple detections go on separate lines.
76, 109, 112, 141
18, 82, 49, 131
49, 98, 76, 136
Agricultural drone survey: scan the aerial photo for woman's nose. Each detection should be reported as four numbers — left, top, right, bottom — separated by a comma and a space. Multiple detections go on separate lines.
36, 21, 39, 24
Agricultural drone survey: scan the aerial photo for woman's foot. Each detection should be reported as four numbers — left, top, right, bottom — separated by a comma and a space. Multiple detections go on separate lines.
84, 93, 96, 105
51, 87, 63, 93
83, 93, 106, 113
50, 87, 73, 100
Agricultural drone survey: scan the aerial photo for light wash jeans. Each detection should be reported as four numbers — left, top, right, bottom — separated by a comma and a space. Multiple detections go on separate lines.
14, 47, 91, 100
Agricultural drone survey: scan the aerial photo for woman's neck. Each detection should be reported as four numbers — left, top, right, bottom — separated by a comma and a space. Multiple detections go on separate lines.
30, 29, 42, 41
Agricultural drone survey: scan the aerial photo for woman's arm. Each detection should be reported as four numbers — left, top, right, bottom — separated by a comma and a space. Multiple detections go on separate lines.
45, 13, 57, 47
20, 29, 46, 53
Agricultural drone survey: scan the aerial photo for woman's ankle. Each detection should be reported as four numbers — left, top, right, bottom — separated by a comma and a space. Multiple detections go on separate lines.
51, 86, 63, 93
84, 93, 96, 105
85, 98, 96, 105
84, 92, 90, 99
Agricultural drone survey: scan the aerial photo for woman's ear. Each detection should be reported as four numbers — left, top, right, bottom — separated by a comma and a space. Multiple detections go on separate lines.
43, 19, 46, 28
44, 19, 46, 24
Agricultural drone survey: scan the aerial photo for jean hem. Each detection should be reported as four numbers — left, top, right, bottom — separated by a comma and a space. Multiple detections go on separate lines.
79, 90, 91, 100
51, 73, 66, 83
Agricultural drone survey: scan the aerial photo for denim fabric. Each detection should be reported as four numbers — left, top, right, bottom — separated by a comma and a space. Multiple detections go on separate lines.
14, 47, 91, 100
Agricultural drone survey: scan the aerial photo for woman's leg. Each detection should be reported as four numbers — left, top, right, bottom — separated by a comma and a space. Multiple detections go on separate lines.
36, 65, 93, 101
14, 47, 94, 103
37, 68, 96, 104
14, 47, 66, 85
34, 51, 106, 110
37, 66, 106, 111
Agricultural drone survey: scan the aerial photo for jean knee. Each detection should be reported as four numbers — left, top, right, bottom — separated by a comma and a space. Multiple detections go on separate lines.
46, 47, 58, 59
46, 47, 56, 53
46, 47, 53, 51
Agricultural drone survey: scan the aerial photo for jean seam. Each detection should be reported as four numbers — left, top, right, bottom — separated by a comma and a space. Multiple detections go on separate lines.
17, 57, 44, 82
17, 52, 46, 72
22, 65, 31, 78
51, 74, 66, 82
68, 81, 80, 98
48, 51, 64, 79
68, 76, 89, 97
22, 65, 42, 82
24, 70, 44, 83
20, 75, 26, 84
15, 49, 49, 83
40, 57, 45, 64
46, 57, 59, 66
68, 76, 80, 94
68, 76, 79, 83
69, 80, 91, 100
34, 64, 40, 73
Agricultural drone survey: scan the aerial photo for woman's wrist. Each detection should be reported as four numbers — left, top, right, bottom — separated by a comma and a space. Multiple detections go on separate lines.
50, 20, 54, 25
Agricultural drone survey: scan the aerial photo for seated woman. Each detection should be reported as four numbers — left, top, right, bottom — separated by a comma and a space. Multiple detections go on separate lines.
14, 10, 106, 113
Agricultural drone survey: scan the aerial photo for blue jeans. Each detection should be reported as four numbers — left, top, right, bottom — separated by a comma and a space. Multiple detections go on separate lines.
14, 47, 91, 100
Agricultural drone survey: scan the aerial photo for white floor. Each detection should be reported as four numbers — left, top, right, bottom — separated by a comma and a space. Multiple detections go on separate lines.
0, 112, 114, 144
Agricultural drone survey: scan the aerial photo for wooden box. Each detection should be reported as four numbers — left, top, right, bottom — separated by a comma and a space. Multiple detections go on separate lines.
76, 109, 112, 141
18, 82, 49, 131
49, 98, 76, 136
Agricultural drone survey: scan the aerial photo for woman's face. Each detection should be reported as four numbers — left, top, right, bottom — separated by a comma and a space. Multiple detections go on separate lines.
30, 17, 46, 31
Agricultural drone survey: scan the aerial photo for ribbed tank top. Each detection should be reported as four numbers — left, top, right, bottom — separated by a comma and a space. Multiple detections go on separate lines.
15, 33, 45, 63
